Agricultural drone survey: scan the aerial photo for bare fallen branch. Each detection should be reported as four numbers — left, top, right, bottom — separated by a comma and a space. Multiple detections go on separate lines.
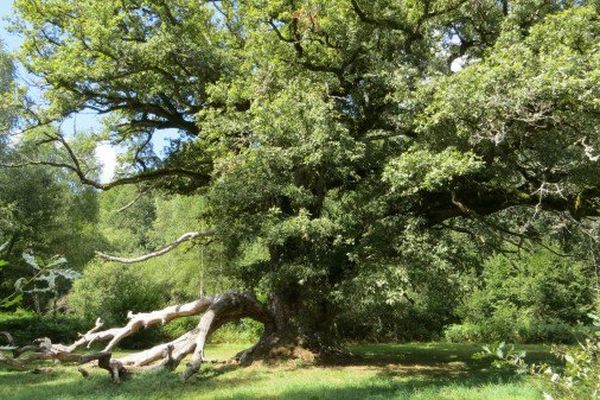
0, 352, 26, 370
69, 297, 216, 352
0, 336, 125, 382
0, 292, 269, 382
0, 331, 17, 353
118, 329, 197, 367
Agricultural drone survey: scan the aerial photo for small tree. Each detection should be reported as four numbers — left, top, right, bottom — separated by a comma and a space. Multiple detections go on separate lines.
1, 253, 80, 315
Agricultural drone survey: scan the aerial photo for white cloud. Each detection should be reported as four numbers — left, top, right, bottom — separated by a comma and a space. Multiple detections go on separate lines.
94, 142, 117, 183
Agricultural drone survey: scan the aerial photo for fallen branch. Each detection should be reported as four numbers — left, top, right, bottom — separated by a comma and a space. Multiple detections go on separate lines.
0, 292, 269, 382
118, 329, 197, 367
0, 351, 26, 370
69, 297, 215, 352
0, 336, 125, 382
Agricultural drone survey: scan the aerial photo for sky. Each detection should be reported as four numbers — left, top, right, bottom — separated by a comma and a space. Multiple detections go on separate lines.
0, 0, 178, 183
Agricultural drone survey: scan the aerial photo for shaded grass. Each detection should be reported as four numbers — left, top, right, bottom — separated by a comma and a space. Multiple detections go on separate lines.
0, 343, 554, 400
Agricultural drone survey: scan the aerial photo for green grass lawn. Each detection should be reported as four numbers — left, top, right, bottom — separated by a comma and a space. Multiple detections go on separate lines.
0, 342, 556, 400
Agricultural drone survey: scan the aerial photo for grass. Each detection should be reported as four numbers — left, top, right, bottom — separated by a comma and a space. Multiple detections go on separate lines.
0, 342, 557, 400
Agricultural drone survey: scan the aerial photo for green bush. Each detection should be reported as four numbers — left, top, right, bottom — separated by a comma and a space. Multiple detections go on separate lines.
444, 323, 484, 343
158, 316, 198, 339
450, 248, 596, 344
483, 315, 600, 399
336, 302, 450, 342
210, 318, 263, 343
537, 318, 600, 400
69, 261, 166, 327
0, 309, 86, 344
445, 321, 592, 344
446, 295, 594, 343
158, 316, 262, 344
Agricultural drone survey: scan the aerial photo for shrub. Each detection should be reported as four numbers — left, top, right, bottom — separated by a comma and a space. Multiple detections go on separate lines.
444, 321, 592, 344
210, 318, 263, 343
69, 261, 166, 327
478, 316, 600, 400
540, 327, 600, 399
452, 248, 595, 344
0, 309, 86, 344
444, 323, 484, 343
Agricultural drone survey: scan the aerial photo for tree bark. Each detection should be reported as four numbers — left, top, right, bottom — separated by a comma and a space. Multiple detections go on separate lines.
236, 288, 344, 365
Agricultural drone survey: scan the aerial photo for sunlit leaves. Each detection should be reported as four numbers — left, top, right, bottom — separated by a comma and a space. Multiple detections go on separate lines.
383, 146, 483, 195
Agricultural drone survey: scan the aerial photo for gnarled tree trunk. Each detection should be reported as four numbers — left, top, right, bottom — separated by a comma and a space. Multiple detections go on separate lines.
236, 284, 344, 366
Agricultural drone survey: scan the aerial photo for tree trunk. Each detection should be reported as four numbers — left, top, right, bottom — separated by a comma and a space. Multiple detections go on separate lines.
237, 288, 344, 365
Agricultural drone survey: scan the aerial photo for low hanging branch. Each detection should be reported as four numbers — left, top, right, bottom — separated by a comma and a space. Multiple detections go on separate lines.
69, 297, 216, 352
0, 224, 236, 381
0, 292, 271, 382
95, 230, 216, 264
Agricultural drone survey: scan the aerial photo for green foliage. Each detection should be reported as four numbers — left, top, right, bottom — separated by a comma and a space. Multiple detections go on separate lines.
420, 6, 600, 177
444, 322, 592, 345
0, 253, 81, 313
96, 186, 157, 255
540, 323, 600, 400
7, 0, 600, 345
0, 309, 85, 344
473, 316, 600, 400
209, 319, 263, 344
336, 263, 464, 341
449, 248, 595, 343
383, 147, 483, 196
336, 225, 484, 341
95, 188, 235, 302
141, 194, 235, 300
0, 140, 106, 311
156, 317, 264, 346
68, 261, 164, 326
0, 40, 20, 135
444, 323, 485, 343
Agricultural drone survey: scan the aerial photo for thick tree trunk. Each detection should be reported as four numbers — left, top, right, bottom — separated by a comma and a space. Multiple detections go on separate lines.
237, 289, 344, 365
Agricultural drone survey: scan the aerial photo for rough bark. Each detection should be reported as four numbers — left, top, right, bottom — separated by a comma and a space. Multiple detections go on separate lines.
234, 289, 346, 366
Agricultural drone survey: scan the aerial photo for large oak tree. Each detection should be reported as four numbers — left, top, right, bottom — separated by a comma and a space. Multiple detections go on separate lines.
3, 0, 600, 381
